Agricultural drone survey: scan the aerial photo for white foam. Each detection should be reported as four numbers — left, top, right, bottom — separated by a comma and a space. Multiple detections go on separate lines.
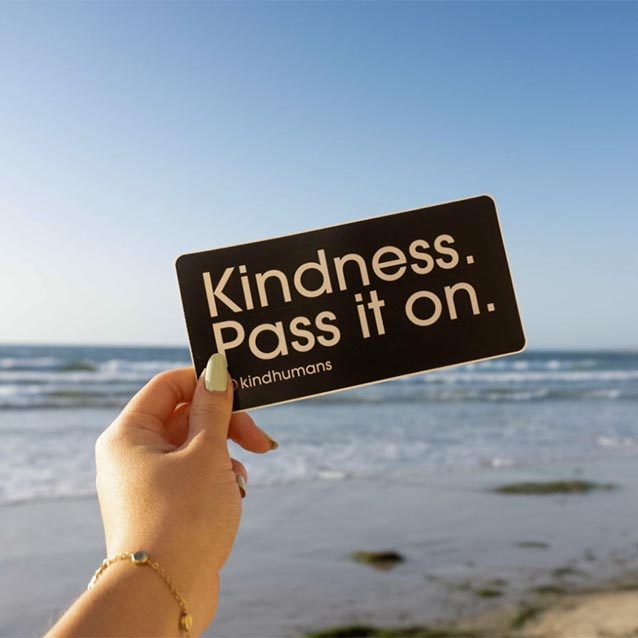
425, 370, 638, 383
597, 435, 637, 448
0, 357, 61, 369
481, 457, 515, 468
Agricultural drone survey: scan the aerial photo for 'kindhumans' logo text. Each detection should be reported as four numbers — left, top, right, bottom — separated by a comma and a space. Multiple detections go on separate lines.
234, 360, 333, 390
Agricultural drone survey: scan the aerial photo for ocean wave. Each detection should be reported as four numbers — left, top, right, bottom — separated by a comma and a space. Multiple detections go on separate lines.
0, 349, 636, 410
0, 356, 62, 370
0, 383, 635, 409
480, 457, 515, 468
13, 362, 638, 385
100, 358, 190, 372
298, 385, 636, 406
596, 435, 638, 449
0, 370, 158, 384
0, 357, 188, 376
411, 370, 638, 384
463, 357, 600, 371
62, 361, 98, 372
0, 358, 189, 384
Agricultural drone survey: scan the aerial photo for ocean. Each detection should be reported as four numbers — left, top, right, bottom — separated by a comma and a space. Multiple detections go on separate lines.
1, 345, 637, 506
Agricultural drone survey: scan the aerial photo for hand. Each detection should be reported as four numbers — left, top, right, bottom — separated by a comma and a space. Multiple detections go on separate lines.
94, 354, 277, 633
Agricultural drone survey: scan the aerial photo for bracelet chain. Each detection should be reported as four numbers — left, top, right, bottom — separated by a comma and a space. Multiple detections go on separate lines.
88, 551, 192, 638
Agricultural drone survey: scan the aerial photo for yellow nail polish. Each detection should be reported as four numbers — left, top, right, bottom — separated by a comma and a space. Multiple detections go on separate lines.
205, 353, 228, 392
262, 430, 279, 450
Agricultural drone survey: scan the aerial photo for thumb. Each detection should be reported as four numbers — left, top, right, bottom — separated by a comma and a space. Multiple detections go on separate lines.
186, 353, 233, 455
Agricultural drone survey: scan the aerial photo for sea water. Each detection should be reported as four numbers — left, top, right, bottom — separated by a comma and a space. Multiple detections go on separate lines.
1, 345, 637, 505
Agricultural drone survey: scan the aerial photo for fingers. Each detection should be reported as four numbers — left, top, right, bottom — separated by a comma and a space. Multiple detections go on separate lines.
229, 412, 278, 454
231, 457, 247, 482
167, 403, 279, 454
121, 368, 197, 425
165, 402, 190, 447
186, 354, 233, 455
231, 457, 247, 498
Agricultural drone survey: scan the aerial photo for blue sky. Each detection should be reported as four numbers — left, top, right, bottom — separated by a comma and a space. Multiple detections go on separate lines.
1, 1, 636, 348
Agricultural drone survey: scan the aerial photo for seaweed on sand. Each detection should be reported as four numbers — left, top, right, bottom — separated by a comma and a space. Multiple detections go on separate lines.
494, 480, 616, 495
352, 550, 405, 570
305, 625, 482, 638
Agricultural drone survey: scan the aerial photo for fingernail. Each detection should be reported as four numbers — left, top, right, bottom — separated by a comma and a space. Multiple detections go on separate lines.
262, 430, 279, 451
205, 353, 229, 392
236, 474, 247, 498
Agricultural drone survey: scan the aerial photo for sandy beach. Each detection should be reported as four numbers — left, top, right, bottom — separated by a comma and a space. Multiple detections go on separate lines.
2, 455, 637, 638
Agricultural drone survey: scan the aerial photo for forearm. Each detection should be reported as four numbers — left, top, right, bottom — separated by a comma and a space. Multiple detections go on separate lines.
48, 362, 256, 637
45, 558, 219, 638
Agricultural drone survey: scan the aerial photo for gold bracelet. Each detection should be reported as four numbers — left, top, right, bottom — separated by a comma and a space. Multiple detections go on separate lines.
87, 550, 193, 638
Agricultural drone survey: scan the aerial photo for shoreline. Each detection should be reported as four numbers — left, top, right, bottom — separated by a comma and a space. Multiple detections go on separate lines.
305, 580, 638, 638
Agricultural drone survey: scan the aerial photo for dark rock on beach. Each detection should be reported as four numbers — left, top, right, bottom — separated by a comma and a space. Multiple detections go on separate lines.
351, 550, 405, 571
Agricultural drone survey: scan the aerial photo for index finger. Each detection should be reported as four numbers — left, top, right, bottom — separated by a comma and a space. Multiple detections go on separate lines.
121, 367, 198, 425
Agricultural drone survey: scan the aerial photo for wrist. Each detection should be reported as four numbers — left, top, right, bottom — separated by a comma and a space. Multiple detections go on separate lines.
106, 530, 220, 599
98, 547, 220, 635
48, 554, 208, 638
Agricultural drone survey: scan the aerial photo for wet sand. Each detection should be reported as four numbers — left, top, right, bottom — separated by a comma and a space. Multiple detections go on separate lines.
524, 589, 638, 638
1, 456, 637, 637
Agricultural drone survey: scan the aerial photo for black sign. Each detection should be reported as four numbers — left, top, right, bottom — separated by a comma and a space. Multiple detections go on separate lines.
176, 195, 525, 411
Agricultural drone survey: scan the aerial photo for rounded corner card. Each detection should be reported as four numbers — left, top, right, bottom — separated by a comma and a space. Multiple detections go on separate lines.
175, 196, 525, 411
